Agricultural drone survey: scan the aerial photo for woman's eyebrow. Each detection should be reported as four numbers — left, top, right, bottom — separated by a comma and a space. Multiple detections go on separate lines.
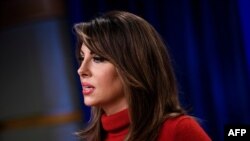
80, 50, 95, 55
90, 51, 96, 55
80, 51, 84, 55
89, 49, 95, 54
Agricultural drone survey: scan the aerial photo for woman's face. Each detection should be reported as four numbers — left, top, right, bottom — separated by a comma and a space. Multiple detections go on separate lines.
77, 44, 128, 115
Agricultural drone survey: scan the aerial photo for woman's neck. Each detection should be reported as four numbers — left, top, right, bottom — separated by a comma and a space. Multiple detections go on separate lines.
103, 105, 128, 116
102, 99, 128, 116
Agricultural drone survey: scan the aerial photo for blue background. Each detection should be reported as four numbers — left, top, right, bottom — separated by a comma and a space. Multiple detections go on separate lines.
67, 0, 250, 140
0, 0, 249, 141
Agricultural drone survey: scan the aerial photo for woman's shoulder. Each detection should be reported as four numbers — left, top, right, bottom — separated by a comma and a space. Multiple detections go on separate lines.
157, 115, 211, 141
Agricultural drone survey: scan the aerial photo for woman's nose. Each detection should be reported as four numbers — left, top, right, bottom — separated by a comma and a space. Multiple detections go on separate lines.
77, 61, 90, 77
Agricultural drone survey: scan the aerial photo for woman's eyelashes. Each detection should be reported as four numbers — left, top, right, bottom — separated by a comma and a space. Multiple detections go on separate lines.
78, 54, 106, 63
93, 55, 106, 63
78, 56, 84, 62
78, 52, 85, 63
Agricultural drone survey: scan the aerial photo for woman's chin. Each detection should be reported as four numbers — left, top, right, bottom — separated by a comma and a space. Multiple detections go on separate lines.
84, 100, 98, 107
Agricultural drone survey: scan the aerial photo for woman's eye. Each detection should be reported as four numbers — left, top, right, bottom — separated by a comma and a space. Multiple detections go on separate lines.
78, 56, 84, 62
93, 55, 106, 63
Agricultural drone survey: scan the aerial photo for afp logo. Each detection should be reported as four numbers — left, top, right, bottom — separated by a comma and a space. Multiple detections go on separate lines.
224, 124, 249, 141
228, 129, 246, 136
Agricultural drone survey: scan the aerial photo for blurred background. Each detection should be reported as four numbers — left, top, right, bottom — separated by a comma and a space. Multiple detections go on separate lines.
0, 0, 249, 141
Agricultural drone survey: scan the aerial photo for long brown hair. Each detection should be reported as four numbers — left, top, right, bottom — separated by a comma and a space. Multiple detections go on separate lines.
74, 11, 186, 141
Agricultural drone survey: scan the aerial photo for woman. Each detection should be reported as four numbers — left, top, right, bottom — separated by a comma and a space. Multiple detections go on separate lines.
74, 11, 211, 141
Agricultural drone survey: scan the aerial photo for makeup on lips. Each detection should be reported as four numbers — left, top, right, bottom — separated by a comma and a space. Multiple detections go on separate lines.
82, 82, 95, 95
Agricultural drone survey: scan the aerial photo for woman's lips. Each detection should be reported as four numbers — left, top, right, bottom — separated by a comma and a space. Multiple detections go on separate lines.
82, 82, 95, 95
